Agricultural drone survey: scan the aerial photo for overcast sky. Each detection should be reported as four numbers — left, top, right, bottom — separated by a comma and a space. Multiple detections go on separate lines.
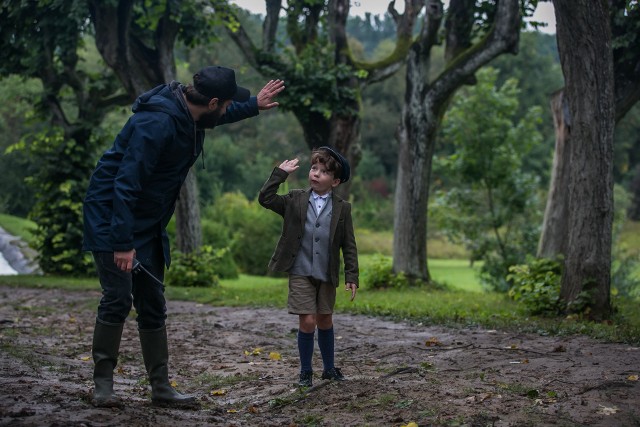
231, 0, 556, 34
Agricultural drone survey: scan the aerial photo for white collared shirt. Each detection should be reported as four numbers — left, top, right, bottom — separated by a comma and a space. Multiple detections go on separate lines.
312, 191, 330, 214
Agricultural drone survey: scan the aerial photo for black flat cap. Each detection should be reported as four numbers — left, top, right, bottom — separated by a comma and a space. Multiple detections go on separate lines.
318, 146, 350, 183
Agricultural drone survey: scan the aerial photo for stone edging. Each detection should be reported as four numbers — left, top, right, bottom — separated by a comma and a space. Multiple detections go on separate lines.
0, 226, 41, 274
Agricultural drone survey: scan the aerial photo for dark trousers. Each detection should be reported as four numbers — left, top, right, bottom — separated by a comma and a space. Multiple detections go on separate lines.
92, 242, 166, 330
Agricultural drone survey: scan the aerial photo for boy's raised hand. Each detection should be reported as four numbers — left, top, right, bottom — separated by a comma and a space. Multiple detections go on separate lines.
279, 158, 299, 174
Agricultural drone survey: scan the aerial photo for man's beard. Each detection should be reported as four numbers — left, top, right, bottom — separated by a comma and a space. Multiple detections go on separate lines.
196, 106, 225, 129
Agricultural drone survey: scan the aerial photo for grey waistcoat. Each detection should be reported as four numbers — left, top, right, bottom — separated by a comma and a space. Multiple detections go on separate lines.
289, 195, 333, 282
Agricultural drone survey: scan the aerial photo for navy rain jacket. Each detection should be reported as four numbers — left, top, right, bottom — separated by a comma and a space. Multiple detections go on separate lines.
82, 81, 258, 267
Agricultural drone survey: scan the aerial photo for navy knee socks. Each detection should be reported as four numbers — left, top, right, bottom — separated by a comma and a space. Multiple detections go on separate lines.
297, 330, 315, 373
317, 327, 335, 372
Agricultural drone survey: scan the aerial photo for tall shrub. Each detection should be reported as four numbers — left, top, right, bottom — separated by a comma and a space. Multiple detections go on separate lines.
432, 68, 543, 292
10, 129, 96, 275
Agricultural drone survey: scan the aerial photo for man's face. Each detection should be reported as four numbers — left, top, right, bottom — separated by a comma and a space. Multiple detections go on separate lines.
197, 99, 232, 129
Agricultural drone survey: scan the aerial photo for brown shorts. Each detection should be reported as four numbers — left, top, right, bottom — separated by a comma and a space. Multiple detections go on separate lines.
288, 274, 336, 315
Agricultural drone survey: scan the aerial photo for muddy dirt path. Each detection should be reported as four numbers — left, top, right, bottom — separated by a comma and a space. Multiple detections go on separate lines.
0, 285, 638, 426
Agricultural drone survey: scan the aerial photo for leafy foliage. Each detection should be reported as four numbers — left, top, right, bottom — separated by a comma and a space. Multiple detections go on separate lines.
9, 129, 96, 275
259, 42, 362, 124
507, 257, 563, 316
202, 192, 282, 276
432, 68, 543, 292
166, 245, 238, 288
1, 0, 127, 274
611, 185, 640, 298
0, 76, 42, 216
363, 254, 428, 289
611, 246, 640, 298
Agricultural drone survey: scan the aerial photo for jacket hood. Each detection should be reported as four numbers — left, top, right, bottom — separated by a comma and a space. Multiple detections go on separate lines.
131, 82, 188, 118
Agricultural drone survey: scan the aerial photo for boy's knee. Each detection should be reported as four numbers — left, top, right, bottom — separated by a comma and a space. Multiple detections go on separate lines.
299, 314, 316, 333
316, 314, 333, 330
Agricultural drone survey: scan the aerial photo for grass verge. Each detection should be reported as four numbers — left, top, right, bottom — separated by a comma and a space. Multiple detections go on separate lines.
1, 271, 638, 345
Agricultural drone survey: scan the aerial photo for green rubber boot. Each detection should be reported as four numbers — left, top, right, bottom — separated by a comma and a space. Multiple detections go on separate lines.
91, 318, 124, 408
139, 326, 199, 409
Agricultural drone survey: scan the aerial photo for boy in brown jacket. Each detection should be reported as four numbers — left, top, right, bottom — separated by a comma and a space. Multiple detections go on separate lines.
258, 146, 359, 387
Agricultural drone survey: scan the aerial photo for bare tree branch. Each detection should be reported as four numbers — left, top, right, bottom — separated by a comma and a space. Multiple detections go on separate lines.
430, 0, 520, 109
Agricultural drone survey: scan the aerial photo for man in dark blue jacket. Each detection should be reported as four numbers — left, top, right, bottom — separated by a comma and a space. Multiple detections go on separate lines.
83, 66, 284, 408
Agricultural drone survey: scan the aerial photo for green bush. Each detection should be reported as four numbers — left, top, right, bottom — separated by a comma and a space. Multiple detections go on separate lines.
507, 257, 563, 315
350, 177, 395, 231
362, 254, 428, 289
611, 246, 640, 298
166, 245, 237, 287
202, 192, 282, 276
11, 129, 97, 275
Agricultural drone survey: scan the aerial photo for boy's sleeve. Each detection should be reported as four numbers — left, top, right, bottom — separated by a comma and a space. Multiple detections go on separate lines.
258, 167, 289, 217
342, 203, 359, 286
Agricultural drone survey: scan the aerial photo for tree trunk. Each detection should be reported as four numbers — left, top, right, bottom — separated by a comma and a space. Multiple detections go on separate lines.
537, 90, 571, 258
330, 113, 361, 198
393, 73, 435, 281
175, 169, 202, 253
553, 0, 615, 319
539, 1, 640, 253
392, 0, 520, 281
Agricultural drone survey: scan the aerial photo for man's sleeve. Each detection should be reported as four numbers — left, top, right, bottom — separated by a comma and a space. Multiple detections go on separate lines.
216, 96, 260, 125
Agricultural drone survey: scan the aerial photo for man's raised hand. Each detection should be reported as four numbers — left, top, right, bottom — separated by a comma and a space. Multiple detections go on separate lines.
257, 79, 285, 110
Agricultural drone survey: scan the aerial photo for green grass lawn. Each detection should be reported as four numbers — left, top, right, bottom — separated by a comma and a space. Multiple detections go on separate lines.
355, 228, 470, 259
425, 259, 483, 293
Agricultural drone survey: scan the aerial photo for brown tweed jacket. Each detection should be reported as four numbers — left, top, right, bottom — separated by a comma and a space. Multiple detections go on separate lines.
258, 167, 359, 287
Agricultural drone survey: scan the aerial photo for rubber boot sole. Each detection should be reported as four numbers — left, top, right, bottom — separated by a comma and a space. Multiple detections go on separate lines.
151, 398, 200, 410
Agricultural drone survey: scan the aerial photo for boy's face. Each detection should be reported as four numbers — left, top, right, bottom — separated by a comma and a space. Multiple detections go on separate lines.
308, 162, 340, 195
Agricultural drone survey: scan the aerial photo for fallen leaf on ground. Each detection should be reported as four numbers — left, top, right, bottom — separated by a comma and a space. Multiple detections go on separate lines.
210, 389, 226, 396
627, 375, 638, 381
269, 352, 282, 361
425, 337, 441, 346
244, 348, 263, 356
